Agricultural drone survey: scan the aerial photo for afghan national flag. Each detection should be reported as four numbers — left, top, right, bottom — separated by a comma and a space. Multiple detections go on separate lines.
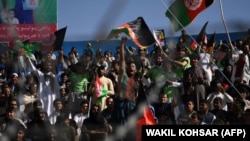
95, 76, 109, 104
190, 21, 208, 51
166, 0, 214, 31
40, 34, 56, 52
136, 106, 156, 141
107, 17, 156, 49
54, 26, 67, 51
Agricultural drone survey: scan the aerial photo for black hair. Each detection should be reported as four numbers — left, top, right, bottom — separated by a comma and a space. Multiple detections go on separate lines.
190, 53, 200, 60
213, 97, 223, 104
53, 98, 63, 106
80, 99, 89, 107
199, 99, 209, 105
33, 100, 42, 106
191, 113, 202, 121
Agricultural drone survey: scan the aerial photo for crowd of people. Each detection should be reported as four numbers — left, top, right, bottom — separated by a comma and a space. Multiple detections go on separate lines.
0, 30, 250, 141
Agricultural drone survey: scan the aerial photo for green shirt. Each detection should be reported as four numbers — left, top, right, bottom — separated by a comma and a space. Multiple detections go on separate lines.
70, 72, 90, 93
175, 56, 191, 79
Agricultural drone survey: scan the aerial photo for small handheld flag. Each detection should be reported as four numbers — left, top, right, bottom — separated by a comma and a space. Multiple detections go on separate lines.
190, 21, 209, 51
54, 26, 67, 51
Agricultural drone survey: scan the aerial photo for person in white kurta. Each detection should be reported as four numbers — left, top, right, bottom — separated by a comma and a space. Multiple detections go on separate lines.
231, 43, 250, 85
73, 99, 89, 138
207, 83, 234, 111
28, 58, 60, 116
198, 43, 213, 83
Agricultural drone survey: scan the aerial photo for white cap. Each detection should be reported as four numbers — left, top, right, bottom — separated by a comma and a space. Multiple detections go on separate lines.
12, 73, 18, 77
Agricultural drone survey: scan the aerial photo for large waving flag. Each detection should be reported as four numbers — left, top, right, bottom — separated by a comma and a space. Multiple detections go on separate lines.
190, 21, 208, 51
40, 26, 67, 52
166, 0, 214, 32
107, 17, 156, 49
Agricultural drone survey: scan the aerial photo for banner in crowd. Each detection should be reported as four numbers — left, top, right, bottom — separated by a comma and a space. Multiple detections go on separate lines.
153, 29, 166, 47
0, 0, 57, 42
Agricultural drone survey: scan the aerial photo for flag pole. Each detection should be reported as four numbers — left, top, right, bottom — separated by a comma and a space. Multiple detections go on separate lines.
219, 0, 232, 45
212, 65, 242, 98
88, 96, 92, 117
218, 0, 243, 97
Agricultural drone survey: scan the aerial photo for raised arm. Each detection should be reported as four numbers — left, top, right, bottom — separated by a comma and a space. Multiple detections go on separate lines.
117, 37, 127, 98
27, 57, 37, 72
120, 37, 127, 72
